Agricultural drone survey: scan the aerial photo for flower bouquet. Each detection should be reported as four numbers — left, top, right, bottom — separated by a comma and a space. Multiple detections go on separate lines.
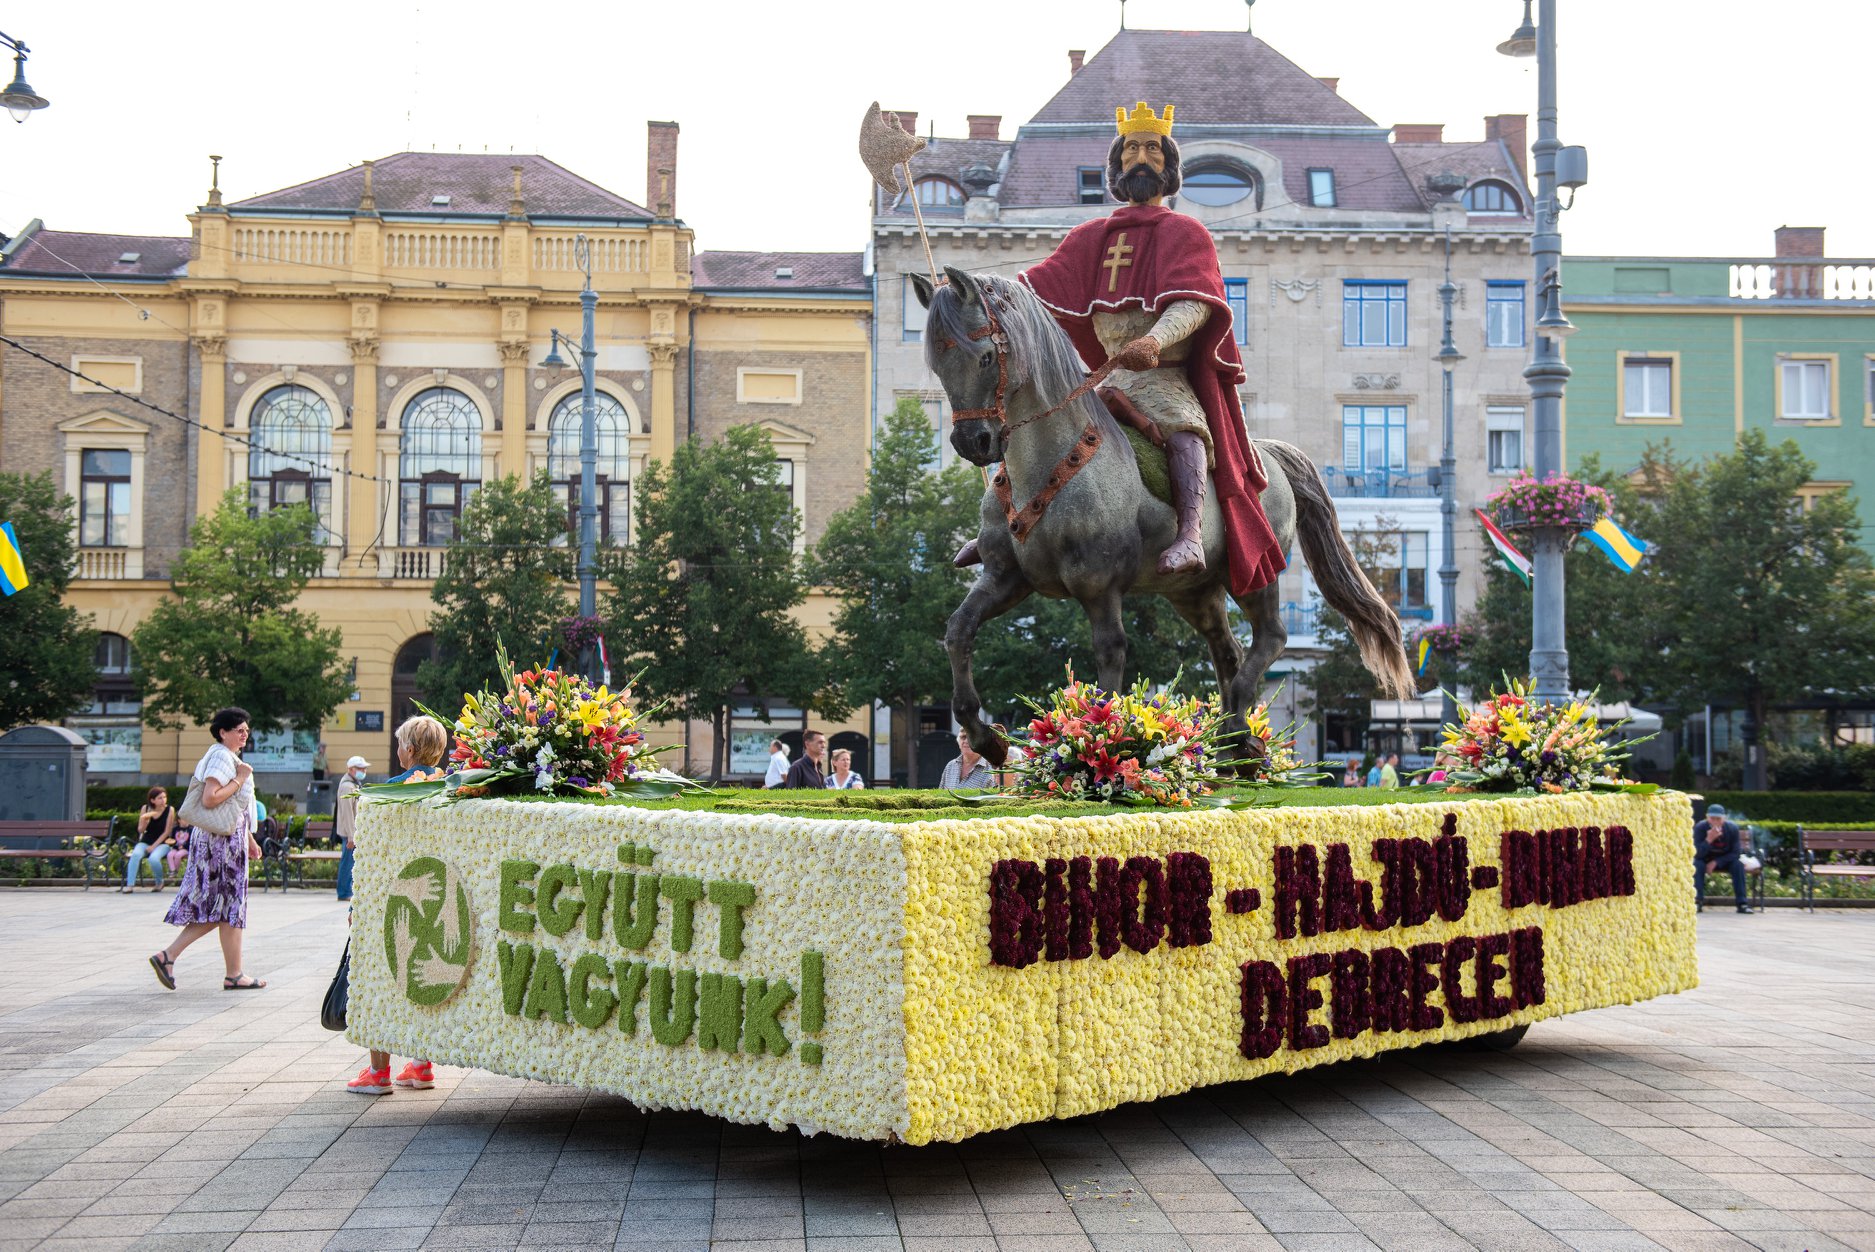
1487, 472, 1612, 535
1006, 671, 1226, 806
363, 644, 699, 805
1237, 689, 1324, 786
1436, 677, 1653, 794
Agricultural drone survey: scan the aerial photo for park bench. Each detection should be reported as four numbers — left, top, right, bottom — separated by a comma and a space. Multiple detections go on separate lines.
0, 819, 117, 889
266, 817, 341, 891
1796, 827, 1875, 912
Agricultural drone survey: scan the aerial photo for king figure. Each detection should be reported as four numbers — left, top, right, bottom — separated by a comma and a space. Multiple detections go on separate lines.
957, 101, 1283, 594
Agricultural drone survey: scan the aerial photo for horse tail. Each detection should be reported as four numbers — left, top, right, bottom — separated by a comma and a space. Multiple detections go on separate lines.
1259, 440, 1417, 701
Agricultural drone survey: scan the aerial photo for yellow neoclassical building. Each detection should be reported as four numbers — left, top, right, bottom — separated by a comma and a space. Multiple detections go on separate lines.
0, 132, 875, 787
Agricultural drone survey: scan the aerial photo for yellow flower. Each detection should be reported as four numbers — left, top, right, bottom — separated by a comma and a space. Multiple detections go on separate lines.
1499, 706, 1533, 748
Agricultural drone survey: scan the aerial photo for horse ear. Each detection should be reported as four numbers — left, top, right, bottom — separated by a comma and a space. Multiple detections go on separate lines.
943, 265, 979, 307
909, 272, 935, 309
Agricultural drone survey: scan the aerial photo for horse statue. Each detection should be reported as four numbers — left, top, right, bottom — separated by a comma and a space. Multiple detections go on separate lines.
912, 265, 1416, 767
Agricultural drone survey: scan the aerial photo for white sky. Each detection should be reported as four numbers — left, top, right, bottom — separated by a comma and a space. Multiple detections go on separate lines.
5, 0, 1867, 261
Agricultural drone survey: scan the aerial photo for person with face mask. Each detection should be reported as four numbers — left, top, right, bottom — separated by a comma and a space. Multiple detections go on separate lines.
334, 754, 369, 902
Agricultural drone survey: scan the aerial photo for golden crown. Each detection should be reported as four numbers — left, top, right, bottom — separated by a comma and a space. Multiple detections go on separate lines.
1115, 101, 1175, 137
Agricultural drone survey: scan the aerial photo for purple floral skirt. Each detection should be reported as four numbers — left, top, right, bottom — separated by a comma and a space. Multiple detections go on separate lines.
163, 815, 249, 928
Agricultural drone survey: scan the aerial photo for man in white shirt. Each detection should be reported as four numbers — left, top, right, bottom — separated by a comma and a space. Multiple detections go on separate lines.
763, 739, 790, 789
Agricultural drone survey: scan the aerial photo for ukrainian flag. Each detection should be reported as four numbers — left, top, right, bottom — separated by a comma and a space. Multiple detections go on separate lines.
1585, 516, 1650, 574
1416, 636, 1432, 676
0, 522, 28, 596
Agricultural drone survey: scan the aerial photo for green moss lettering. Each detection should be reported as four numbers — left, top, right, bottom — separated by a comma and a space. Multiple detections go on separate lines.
708, 879, 757, 959
696, 972, 744, 1052
614, 871, 660, 949
660, 875, 704, 953
578, 868, 613, 941
801, 1043, 823, 1066
536, 863, 583, 937
497, 860, 540, 934
568, 952, 617, 1030
613, 959, 647, 1035
616, 843, 637, 865
647, 965, 696, 1046
635, 845, 655, 866
523, 946, 570, 1024
497, 939, 535, 1015
800, 950, 825, 1032
743, 976, 795, 1057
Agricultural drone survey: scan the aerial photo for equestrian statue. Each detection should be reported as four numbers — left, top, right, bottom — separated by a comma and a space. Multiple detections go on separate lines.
883, 100, 1416, 766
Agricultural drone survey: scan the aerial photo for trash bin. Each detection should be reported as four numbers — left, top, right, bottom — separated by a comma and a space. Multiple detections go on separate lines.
0, 725, 89, 821
304, 777, 336, 816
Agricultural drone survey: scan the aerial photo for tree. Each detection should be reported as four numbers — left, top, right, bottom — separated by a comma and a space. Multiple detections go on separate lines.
1298, 525, 1406, 755
972, 594, 1210, 719
808, 398, 979, 786
1459, 455, 1667, 706
607, 426, 824, 782
1643, 430, 1875, 788
0, 471, 96, 729
417, 473, 575, 710
132, 491, 350, 733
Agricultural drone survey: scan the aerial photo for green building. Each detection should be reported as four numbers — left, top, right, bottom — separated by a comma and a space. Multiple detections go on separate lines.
1562, 227, 1874, 527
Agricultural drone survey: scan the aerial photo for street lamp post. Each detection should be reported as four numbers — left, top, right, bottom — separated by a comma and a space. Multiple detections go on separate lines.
0, 31, 50, 122
1436, 229, 1463, 732
1500, 0, 1583, 705
540, 235, 601, 682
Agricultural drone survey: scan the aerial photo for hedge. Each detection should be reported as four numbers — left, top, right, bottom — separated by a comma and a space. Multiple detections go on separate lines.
1701, 791, 1875, 824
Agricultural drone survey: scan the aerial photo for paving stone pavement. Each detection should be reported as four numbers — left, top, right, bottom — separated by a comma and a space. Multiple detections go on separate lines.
0, 889, 1870, 1252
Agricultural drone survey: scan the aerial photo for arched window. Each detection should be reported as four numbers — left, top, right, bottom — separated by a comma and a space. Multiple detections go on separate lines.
546, 391, 632, 543
915, 177, 965, 208
1180, 163, 1257, 208
398, 387, 482, 547
1464, 180, 1523, 215
247, 385, 335, 541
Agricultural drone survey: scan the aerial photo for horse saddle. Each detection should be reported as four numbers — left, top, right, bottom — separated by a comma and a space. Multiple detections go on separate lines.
1100, 387, 1174, 507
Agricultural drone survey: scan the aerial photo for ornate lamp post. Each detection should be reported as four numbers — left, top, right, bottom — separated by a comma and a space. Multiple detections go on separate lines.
540, 235, 601, 681
1434, 223, 1464, 732
1499, 0, 1588, 704
0, 31, 50, 123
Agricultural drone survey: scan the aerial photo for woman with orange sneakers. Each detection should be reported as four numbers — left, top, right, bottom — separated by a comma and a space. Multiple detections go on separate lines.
346, 714, 449, 1095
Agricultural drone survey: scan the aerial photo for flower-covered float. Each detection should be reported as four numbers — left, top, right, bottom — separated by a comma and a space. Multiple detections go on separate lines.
349, 667, 1698, 1144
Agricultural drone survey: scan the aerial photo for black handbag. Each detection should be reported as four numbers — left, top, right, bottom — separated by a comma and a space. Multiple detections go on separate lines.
321, 941, 350, 1032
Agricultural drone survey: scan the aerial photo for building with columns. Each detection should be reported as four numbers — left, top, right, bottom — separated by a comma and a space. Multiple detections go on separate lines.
0, 129, 872, 787
872, 28, 1538, 761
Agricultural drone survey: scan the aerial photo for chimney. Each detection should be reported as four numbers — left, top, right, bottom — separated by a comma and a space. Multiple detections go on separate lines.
1484, 114, 1528, 186
1775, 226, 1826, 258
967, 114, 1001, 140
891, 110, 918, 136
1068, 49, 1085, 75
1316, 76, 1339, 94
1392, 124, 1444, 144
646, 120, 679, 218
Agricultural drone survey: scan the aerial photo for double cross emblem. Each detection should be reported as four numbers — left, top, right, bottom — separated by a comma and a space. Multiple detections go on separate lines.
1102, 232, 1134, 294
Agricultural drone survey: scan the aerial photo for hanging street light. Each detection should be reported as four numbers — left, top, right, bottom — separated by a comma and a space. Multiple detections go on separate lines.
0, 31, 49, 123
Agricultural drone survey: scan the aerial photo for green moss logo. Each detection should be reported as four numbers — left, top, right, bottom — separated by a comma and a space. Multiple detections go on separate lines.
386, 857, 475, 1007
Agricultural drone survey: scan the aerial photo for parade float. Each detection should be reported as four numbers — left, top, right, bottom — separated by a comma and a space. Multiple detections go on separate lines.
346, 96, 1696, 1145
347, 664, 1696, 1145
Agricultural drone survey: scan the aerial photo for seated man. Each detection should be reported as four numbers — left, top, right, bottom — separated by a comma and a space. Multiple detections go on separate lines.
1694, 803, 1750, 915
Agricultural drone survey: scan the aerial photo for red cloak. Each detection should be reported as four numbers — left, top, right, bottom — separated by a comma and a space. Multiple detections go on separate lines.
1019, 203, 1285, 596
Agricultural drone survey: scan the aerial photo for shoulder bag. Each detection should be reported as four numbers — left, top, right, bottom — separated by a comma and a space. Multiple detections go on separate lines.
321, 941, 350, 1032
177, 749, 246, 838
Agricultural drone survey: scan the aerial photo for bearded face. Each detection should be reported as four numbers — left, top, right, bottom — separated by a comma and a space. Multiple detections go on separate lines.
1105, 133, 1182, 204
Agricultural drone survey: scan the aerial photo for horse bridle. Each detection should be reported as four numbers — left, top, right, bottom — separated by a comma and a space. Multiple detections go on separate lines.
935, 287, 1117, 542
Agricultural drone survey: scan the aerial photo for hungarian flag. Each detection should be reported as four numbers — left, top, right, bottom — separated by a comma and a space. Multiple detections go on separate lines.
1474, 509, 1531, 587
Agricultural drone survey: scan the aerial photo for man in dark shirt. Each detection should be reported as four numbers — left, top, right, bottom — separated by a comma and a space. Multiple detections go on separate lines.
1695, 803, 1751, 914
782, 730, 826, 790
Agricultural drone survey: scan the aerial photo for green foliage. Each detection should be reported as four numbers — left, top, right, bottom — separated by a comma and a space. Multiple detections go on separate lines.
1702, 791, 1875, 824
972, 594, 1209, 722
1670, 750, 1696, 790
1297, 606, 1382, 747
0, 472, 96, 729
417, 473, 574, 710
131, 492, 350, 733
606, 426, 822, 780
808, 399, 979, 784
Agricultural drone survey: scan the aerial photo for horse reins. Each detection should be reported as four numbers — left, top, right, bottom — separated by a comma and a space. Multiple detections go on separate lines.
937, 287, 1117, 542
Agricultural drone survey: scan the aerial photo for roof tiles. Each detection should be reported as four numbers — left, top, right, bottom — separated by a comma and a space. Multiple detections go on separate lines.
692, 251, 866, 292
231, 152, 652, 219
2, 228, 191, 278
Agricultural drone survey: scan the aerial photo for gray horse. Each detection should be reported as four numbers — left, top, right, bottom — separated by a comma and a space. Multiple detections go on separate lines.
912, 266, 1415, 766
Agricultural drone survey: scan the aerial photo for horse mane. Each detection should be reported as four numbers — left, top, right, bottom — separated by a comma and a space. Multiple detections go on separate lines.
925, 275, 1129, 457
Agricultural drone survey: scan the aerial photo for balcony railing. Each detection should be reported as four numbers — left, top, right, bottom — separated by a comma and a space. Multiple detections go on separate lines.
1281, 600, 1320, 639
379, 547, 450, 580
74, 548, 128, 579
1730, 261, 1875, 301
1321, 466, 1438, 499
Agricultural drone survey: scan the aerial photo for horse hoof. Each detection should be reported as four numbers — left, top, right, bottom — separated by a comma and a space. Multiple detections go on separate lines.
953, 538, 983, 568
981, 732, 1010, 767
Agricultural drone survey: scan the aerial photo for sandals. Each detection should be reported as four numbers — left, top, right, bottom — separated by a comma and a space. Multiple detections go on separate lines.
149, 952, 175, 990
223, 974, 267, 991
